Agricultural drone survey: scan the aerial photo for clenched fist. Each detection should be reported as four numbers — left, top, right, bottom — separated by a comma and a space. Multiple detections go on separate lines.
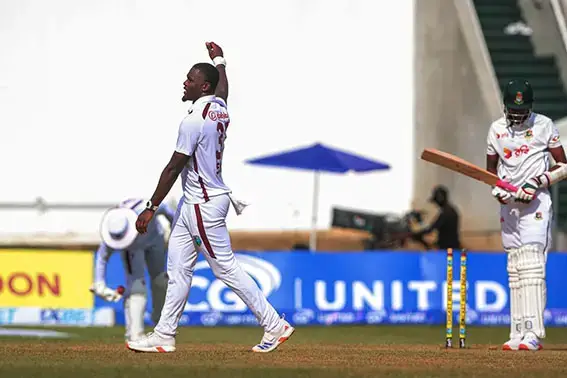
206, 41, 224, 60
515, 177, 542, 204
492, 186, 514, 205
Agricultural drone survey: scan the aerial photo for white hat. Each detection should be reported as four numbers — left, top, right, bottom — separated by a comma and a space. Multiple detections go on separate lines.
100, 207, 139, 249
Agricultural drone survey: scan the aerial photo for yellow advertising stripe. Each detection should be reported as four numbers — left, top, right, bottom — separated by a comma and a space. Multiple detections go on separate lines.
0, 249, 94, 309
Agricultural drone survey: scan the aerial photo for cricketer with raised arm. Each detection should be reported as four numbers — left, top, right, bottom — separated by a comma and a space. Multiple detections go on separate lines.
126, 42, 294, 354
486, 79, 567, 351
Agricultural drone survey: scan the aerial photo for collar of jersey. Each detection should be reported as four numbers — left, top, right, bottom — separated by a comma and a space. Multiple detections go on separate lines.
507, 113, 535, 133
189, 95, 216, 113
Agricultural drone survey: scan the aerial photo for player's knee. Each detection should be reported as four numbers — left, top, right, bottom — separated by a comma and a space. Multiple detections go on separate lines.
517, 243, 546, 277
157, 271, 168, 281
129, 278, 147, 297
506, 247, 519, 273
518, 243, 545, 260
167, 264, 194, 281
212, 259, 239, 281
210, 265, 224, 280
151, 272, 168, 289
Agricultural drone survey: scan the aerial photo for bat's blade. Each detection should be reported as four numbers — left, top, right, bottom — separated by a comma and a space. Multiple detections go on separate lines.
420, 148, 518, 192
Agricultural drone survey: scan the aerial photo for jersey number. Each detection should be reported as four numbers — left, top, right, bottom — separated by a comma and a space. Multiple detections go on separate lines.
216, 121, 228, 174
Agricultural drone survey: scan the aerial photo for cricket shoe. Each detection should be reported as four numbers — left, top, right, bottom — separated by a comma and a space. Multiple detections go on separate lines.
124, 333, 144, 348
252, 319, 295, 353
502, 337, 522, 351
126, 331, 176, 353
519, 332, 543, 351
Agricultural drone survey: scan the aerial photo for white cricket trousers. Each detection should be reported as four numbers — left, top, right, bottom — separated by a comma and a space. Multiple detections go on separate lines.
500, 190, 552, 250
154, 194, 282, 337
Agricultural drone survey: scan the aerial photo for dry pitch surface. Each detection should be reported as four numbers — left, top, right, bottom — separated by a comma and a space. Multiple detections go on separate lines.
2, 325, 567, 377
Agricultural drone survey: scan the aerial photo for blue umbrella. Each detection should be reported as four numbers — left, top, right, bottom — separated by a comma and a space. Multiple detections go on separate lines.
246, 142, 391, 250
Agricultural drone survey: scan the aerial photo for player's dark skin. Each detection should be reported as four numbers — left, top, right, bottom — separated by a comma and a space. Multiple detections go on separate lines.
136, 42, 228, 234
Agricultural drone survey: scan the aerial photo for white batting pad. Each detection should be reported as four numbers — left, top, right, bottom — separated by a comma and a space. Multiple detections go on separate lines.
506, 248, 522, 339
123, 298, 131, 340
125, 292, 147, 342
517, 244, 547, 339
128, 278, 147, 339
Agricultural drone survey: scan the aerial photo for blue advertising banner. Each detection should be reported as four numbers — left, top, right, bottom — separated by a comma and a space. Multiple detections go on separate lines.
96, 250, 567, 327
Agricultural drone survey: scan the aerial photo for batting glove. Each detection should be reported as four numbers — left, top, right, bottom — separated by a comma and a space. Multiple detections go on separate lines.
90, 281, 123, 303
491, 186, 514, 204
515, 177, 543, 204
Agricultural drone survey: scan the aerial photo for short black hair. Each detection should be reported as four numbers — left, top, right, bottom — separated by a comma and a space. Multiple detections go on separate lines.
192, 63, 219, 91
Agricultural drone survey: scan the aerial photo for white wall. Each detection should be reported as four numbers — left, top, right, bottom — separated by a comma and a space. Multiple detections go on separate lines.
0, 0, 414, 237
413, 0, 502, 232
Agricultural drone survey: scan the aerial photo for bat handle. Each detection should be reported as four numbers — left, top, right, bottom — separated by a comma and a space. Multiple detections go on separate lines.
496, 179, 518, 193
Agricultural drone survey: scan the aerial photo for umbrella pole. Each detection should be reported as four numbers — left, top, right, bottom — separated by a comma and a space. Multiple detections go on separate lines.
309, 171, 320, 251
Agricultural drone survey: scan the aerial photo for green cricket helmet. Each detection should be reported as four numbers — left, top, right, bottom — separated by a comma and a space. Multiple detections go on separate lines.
503, 79, 534, 126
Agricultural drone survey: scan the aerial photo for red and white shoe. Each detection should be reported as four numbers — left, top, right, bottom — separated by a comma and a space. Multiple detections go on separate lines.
252, 319, 295, 353
519, 332, 543, 351
502, 337, 522, 351
126, 331, 176, 353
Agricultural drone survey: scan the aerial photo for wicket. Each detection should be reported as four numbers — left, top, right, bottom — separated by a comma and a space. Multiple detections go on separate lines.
445, 248, 467, 348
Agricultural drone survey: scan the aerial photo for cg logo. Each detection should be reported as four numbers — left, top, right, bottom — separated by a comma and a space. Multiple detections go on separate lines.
185, 254, 282, 312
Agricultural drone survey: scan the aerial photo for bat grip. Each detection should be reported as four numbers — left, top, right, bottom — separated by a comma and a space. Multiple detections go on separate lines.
496, 179, 518, 193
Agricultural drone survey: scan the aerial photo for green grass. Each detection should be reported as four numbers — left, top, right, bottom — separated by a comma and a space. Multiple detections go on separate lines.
1, 325, 567, 377
0, 324, 562, 345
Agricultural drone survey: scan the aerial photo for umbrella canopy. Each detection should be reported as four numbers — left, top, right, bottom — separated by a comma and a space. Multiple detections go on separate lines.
246, 142, 390, 173
246, 142, 391, 250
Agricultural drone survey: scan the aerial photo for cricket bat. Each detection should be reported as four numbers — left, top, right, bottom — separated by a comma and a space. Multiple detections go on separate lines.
420, 148, 518, 192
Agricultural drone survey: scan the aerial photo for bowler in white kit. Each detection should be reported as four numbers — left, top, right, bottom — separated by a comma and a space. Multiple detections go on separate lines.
488, 79, 567, 351
127, 42, 294, 353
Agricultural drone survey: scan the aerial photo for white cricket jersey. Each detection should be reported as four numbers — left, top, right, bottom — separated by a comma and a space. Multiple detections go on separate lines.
175, 95, 231, 204
486, 113, 561, 188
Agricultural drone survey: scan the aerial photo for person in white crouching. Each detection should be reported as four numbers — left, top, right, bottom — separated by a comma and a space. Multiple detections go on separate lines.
91, 197, 175, 341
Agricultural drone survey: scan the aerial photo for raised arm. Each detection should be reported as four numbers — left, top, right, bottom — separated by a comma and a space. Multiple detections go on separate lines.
206, 42, 228, 101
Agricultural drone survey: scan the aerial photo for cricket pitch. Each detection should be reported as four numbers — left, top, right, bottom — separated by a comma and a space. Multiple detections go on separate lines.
2, 325, 567, 377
